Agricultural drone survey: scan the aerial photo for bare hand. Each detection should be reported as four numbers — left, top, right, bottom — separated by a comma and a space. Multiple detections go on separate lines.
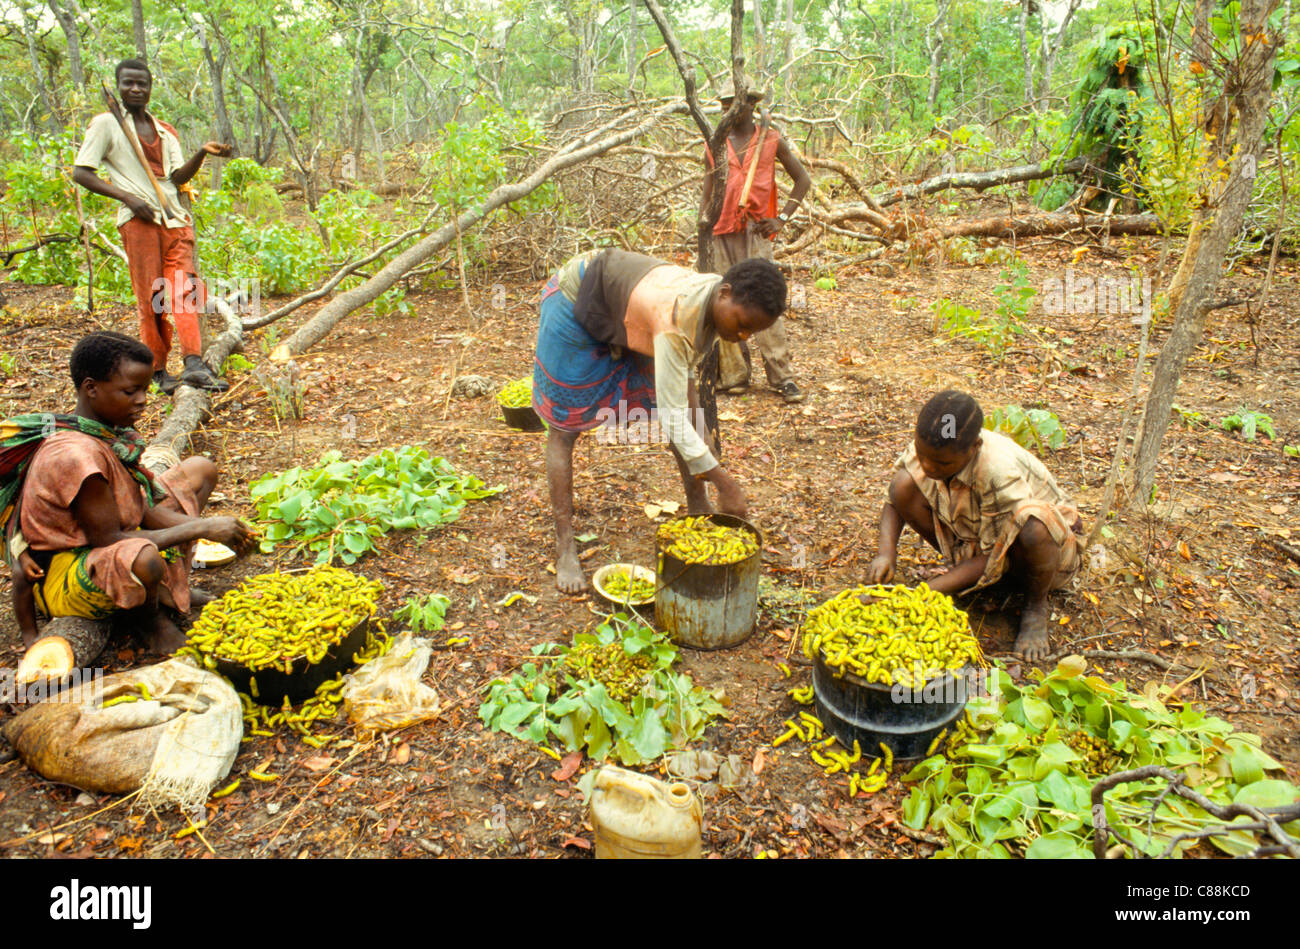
203, 516, 257, 555
202, 142, 233, 157
867, 553, 895, 584
757, 217, 782, 238
709, 468, 748, 519
125, 195, 156, 221
17, 550, 44, 582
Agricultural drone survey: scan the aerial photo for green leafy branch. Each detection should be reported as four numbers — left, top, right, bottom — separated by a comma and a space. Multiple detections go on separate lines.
985, 405, 1066, 453
901, 658, 1297, 858
251, 445, 501, 565
479, 614, 726, 766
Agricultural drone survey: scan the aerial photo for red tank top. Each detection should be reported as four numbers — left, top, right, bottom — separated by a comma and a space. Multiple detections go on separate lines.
704, 128, 782, 236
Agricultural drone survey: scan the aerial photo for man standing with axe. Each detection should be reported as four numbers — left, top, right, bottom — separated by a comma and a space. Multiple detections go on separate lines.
73, 59, 231, 394
702, 81, 811, 403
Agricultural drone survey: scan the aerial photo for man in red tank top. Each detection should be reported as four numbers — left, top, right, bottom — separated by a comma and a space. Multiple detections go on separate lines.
73, 59, 232, 394
702, 84, 811, 403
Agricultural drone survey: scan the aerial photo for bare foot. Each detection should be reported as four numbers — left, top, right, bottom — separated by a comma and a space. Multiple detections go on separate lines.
1013, 601, 1052, 662
189, 587, 216, 608
21, 627, 39, 649
143, 611, 187, 654
555, 548, 586, 594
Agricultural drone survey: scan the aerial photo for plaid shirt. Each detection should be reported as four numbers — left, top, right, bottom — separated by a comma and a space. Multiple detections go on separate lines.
896, 429, 1080, 591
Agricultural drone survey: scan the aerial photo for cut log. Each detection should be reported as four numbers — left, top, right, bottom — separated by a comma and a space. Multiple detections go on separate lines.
878, 156, 1090, 207
911, 211, 1161, 245
145, 295, 243, 472
16, 616, 112, 683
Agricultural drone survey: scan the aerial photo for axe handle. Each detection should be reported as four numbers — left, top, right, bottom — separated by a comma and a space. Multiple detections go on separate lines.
736, 110, 771, 212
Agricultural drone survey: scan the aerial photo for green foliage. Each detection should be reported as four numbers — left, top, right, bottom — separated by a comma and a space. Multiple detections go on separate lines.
1, 130, 133, 300
0, 352, 16, 377
250, 445, 501, 565
814, 276, 837, 291
1219, 408, 1276, 441
931, 261, 1033, 359
902, 660, 1295, 858
372, 287, 412, 318
1038, 22, 1154, 211
931, 298, 982, 338
479, 613, 726, 766
222, 352, 256, 376
985, 405, 1066, 452
423, 102, 556, 218
394, 593, 452, 634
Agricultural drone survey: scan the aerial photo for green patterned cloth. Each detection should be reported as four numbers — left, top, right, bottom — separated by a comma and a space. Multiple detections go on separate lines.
0, 413, 165, 566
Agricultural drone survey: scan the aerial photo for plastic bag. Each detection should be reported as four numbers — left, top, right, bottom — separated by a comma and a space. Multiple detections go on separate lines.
2, 657, 242, 810
342, 633, 439, 738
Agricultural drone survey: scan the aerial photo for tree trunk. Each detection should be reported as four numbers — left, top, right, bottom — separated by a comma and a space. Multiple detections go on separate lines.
196, 17, 238, 156
47, 0, 85, 89
925, 0, 952, 111
19, 4, 60, 129
1132, 0, 1280, 503
641, 0, 747, 275
778, 0, 794, 104
752, 0, 766, 77
1039, 0, 1083, 100
1018, 0, 1034, 108
131, 0, 147, 61
880, 156, 1089, 206
17, 617, 112, 682
627, 0, 639, 87
912, 211, 1159, 244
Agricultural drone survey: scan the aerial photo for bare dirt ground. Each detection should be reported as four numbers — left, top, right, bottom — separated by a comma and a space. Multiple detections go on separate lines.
1, 235, 1297, 859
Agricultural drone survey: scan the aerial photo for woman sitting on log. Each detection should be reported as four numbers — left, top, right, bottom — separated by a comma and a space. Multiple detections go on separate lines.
3, 332, 255, 657
532, 249, 786, 593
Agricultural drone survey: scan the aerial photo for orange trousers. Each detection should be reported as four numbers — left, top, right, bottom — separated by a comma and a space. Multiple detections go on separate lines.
118, 218, 204, 371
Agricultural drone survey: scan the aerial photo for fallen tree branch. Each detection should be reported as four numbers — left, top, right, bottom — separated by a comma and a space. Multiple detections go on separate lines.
2, 233, 78, 265
1259, 533, 1300, 565
1045, 648, 1196, 674
270, 103, 679, 360
911, 211, 1161, 244
242, 220, 429, 330
1091, 765, 1300, 859
146, 296, 243, 471
879, 156, 1090, 207
806, 156, 881, 208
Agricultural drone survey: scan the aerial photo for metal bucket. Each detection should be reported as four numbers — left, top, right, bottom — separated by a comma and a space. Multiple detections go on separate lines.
812, 647, 969, 760
216, 615, 371, 705
654, 513, 761, 650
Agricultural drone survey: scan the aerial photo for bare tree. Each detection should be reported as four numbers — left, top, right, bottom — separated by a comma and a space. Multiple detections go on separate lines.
642, 0, 748, 273
925, 0, 953, 110
1038, 0, 1083, 98
47, 0, 85, 89
18, 1, 60, 129
189, 13, 238, 157
1132, 0, 1282, 502
130, 0, 147, 61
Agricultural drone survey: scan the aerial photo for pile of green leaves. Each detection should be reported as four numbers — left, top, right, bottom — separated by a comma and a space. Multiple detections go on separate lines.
985, 405, 1066, 453
251, 445, 500, 564
902, 658, 1296, 858
394, 593, 452, 634
479, 614, 727, 766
